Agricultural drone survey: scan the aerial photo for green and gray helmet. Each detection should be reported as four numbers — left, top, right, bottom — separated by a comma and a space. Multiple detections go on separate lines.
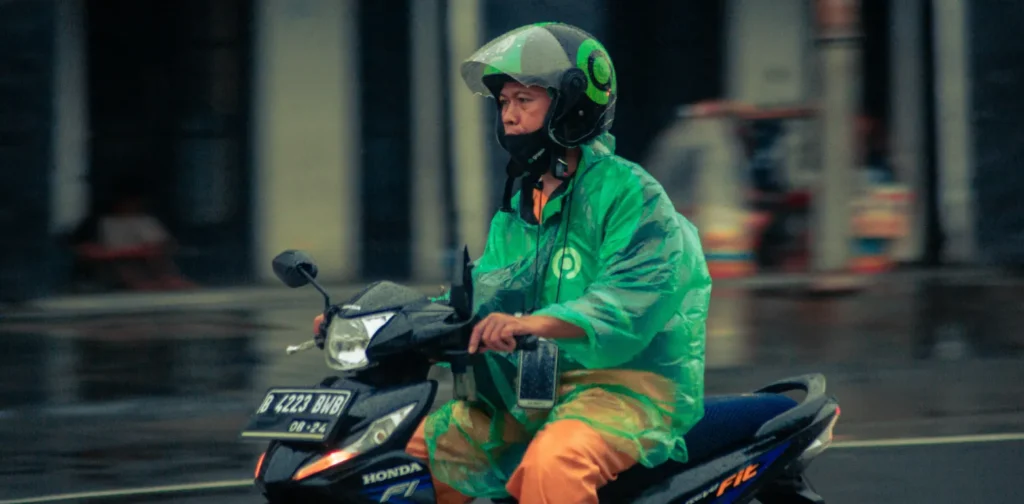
461, 22, 618, 148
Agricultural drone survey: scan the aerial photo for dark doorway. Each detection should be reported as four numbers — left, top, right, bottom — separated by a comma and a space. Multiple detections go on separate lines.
84, 0, 255, 285
861, 0, 891, 126
0, 0, 57, 301
966, 0, 1024, 267
920, 0, 943, 265
359, 0, 412, 280
604, 0, 726, 161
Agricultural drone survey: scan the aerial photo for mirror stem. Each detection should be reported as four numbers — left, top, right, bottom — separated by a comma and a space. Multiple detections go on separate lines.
299, 269, 332, 311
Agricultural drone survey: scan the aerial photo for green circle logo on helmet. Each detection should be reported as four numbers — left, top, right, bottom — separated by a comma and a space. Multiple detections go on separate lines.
576, 38, 614, 107
461, 23, 618, 175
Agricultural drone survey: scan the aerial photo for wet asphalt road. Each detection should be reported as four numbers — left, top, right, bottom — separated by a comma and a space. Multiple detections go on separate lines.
73, 441, 1024, 504
1, 275, 1024, 503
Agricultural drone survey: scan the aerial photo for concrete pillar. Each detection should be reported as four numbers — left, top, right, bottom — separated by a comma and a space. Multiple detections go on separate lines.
931, 0, 975, 262
447, 0, 491, 258
51, 0, 89, 234
811, 0, 861, 271
251, 0, 362, 282
726, 0, 813, 106
889, 0, 927, 262
410, 0, 447, 281
724, 0, 817, 194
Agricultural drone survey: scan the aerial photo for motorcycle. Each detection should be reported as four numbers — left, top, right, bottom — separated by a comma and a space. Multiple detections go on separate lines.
240, 247, 840, 503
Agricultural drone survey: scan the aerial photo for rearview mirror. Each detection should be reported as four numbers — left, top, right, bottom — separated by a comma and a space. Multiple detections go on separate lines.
449, 245, 474, 320
272, 250, 319, 288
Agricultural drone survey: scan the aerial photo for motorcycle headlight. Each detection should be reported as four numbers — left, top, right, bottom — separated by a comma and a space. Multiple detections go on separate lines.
324, 312, 396, 371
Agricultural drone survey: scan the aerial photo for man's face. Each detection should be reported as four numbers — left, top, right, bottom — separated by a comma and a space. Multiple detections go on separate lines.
498, 81, 552, 135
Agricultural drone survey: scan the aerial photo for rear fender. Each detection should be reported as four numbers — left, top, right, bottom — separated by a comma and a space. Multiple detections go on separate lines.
754, 374, 833, 438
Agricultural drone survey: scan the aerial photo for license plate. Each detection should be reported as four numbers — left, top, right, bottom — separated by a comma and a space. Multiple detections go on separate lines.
239, 388, 354, 443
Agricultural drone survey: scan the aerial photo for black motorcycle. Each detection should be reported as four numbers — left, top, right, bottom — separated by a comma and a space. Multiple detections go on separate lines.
240, 247, 840, 503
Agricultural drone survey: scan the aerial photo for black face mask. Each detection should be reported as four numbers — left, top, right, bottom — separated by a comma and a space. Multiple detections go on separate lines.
498, 127, 557, 178
496, 127, 571, 213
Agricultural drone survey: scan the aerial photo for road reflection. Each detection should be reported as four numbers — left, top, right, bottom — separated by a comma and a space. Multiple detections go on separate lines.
0, 278, 1023, 500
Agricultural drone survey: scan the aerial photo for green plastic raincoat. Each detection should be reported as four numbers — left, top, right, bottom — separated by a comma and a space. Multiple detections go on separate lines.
423, 132, 712, 498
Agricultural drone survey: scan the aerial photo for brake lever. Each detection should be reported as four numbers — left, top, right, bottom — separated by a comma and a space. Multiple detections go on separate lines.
286, 339, 318, 355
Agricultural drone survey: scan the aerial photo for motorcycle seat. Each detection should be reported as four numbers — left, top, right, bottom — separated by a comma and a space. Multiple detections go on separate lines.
597, 393, 798, 501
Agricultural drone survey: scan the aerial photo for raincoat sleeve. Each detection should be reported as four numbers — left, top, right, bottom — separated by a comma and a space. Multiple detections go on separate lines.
534, 178, 695, 369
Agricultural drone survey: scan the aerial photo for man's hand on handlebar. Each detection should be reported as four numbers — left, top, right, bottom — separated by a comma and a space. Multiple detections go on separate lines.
469, 313, 539, 354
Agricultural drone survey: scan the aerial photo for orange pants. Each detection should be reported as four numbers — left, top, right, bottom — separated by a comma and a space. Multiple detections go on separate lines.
405, 417, 635, 504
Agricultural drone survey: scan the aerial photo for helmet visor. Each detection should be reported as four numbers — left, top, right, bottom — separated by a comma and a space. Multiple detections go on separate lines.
460, 24, 573, 96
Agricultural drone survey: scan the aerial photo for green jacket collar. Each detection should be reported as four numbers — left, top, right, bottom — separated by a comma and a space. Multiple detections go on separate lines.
512, 132, 618, 224
539, 132, 616, 221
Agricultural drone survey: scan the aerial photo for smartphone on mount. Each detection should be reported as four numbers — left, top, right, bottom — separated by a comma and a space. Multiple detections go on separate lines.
516, 338, 559, 409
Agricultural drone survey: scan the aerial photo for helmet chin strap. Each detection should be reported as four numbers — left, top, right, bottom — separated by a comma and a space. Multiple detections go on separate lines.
552, 157, 571, 180
499, 149, 567, 213
496, 104, 569, 211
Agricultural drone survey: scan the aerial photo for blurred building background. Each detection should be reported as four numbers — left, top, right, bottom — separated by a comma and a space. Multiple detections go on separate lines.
1, 0, 1021, 302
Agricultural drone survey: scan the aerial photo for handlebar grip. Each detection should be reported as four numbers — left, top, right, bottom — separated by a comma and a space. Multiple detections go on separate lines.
515, 335, 539, 351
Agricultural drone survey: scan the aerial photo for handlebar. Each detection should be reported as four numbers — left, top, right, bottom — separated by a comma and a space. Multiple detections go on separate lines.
286, 335, 536, 358
449, 334, 536, 403
460, 313, 539, 352
284, 332, 538, 357
288, 309, 540, 357
515, 335, 539, 351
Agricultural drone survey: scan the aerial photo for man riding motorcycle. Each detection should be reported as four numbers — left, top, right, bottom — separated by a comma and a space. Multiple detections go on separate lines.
314, 22, 712, 504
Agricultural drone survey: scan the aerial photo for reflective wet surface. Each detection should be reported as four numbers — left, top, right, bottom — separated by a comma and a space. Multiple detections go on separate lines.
1, 275, 1023, 503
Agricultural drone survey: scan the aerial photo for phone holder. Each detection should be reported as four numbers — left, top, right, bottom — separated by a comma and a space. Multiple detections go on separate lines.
445, 350, 478, 403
